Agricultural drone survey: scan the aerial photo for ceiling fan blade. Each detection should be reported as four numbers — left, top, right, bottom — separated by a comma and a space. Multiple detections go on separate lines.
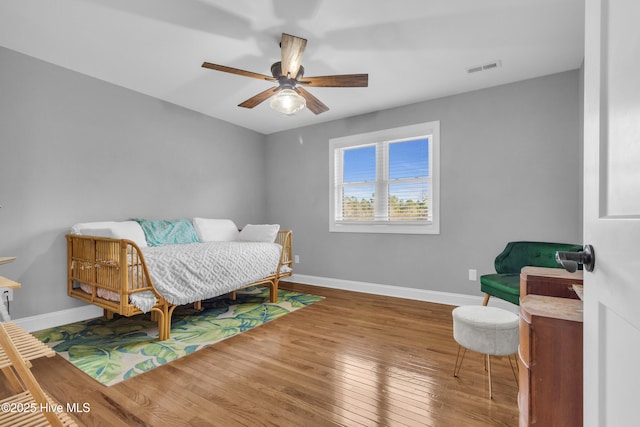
238, 86, 281, 109
280, 33, 307, 78
299, 74, 369, 87
202, 62, 277, 82
295, 87, 329, 115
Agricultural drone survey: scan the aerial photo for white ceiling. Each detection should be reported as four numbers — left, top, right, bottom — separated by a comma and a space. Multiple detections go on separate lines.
0, 0, 584, 135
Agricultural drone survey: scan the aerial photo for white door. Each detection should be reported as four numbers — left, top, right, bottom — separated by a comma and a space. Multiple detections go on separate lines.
583, 0, 640, 425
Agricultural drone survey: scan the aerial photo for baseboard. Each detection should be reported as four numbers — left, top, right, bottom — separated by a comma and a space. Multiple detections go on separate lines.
11, 275, 518, 332
13, 304, 103, 333
286, 274, 519, 314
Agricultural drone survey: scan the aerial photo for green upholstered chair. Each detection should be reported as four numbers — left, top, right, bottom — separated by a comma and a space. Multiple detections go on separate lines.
480, 241, 583, 306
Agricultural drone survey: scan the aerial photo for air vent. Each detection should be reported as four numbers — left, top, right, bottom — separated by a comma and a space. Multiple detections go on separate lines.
466, 60, 502, 74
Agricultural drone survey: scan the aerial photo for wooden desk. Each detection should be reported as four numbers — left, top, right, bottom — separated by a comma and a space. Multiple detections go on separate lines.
518, 294, 584, 426
520, 266, 583, 299
0, 276, 20, 289
0, 256, 20, 289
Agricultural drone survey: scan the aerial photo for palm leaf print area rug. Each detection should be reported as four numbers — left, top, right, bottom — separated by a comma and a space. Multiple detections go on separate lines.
32, 287, 323, 386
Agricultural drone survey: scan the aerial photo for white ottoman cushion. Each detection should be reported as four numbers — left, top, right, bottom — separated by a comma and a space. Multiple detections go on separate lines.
452, 306, 519, 356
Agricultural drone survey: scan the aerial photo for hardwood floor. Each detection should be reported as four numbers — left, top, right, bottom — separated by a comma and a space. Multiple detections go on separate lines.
1, 282, 519, 426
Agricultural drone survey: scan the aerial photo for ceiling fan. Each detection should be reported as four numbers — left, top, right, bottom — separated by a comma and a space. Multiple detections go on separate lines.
201, 33, 368, 115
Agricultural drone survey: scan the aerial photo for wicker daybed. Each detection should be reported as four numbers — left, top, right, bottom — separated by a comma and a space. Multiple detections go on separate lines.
66, 220, 292, 341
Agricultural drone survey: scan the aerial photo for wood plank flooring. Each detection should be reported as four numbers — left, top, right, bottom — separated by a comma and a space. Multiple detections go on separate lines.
1, 282, 519, 426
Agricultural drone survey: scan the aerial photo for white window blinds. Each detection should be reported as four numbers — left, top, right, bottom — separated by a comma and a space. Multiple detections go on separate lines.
335, 138, 431, 222
330, 121, 440, 234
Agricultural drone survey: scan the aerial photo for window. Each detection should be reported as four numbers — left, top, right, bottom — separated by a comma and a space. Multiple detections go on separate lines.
329, 121, 440, 234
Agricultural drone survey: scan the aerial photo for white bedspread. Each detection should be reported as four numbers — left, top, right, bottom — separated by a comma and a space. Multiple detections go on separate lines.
140, 241, 282, 306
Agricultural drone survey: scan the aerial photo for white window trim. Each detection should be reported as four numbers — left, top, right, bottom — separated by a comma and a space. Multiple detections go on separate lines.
329, 121, 440, 235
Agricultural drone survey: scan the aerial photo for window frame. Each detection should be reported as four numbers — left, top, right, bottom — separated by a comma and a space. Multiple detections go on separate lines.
329, 121, 440, 235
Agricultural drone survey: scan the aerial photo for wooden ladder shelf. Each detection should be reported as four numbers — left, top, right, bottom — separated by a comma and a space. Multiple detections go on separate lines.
0, 322, 77, 426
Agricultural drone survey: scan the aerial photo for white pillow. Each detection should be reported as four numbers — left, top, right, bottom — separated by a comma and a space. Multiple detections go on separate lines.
70, 221, 148, 247
238, 224, 280, 243
192, 218, 239, 242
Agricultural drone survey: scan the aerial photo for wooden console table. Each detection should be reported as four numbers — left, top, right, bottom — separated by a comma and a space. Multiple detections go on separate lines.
520, 266, 583, 299
518, 269, 584, 426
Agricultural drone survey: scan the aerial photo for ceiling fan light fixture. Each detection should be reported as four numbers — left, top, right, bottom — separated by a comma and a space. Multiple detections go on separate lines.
202, 33, 367, 115
269, 88, 306, 115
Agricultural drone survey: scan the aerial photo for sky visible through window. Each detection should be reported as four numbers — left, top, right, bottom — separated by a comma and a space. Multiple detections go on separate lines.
343, 138, 429, 201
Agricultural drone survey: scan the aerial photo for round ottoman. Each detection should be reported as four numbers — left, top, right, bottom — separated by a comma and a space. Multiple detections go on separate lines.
452, 305, 519, 398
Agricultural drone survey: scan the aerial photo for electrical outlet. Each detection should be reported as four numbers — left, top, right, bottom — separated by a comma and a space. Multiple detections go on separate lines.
1, 288, 13, 302
468, 269, 477, 281
294, 255, 300, 264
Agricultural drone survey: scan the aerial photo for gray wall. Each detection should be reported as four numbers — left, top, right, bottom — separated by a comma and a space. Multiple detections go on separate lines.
0, 47, 266, 318
0, 44, 582, 319
265, 70, 582, 296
